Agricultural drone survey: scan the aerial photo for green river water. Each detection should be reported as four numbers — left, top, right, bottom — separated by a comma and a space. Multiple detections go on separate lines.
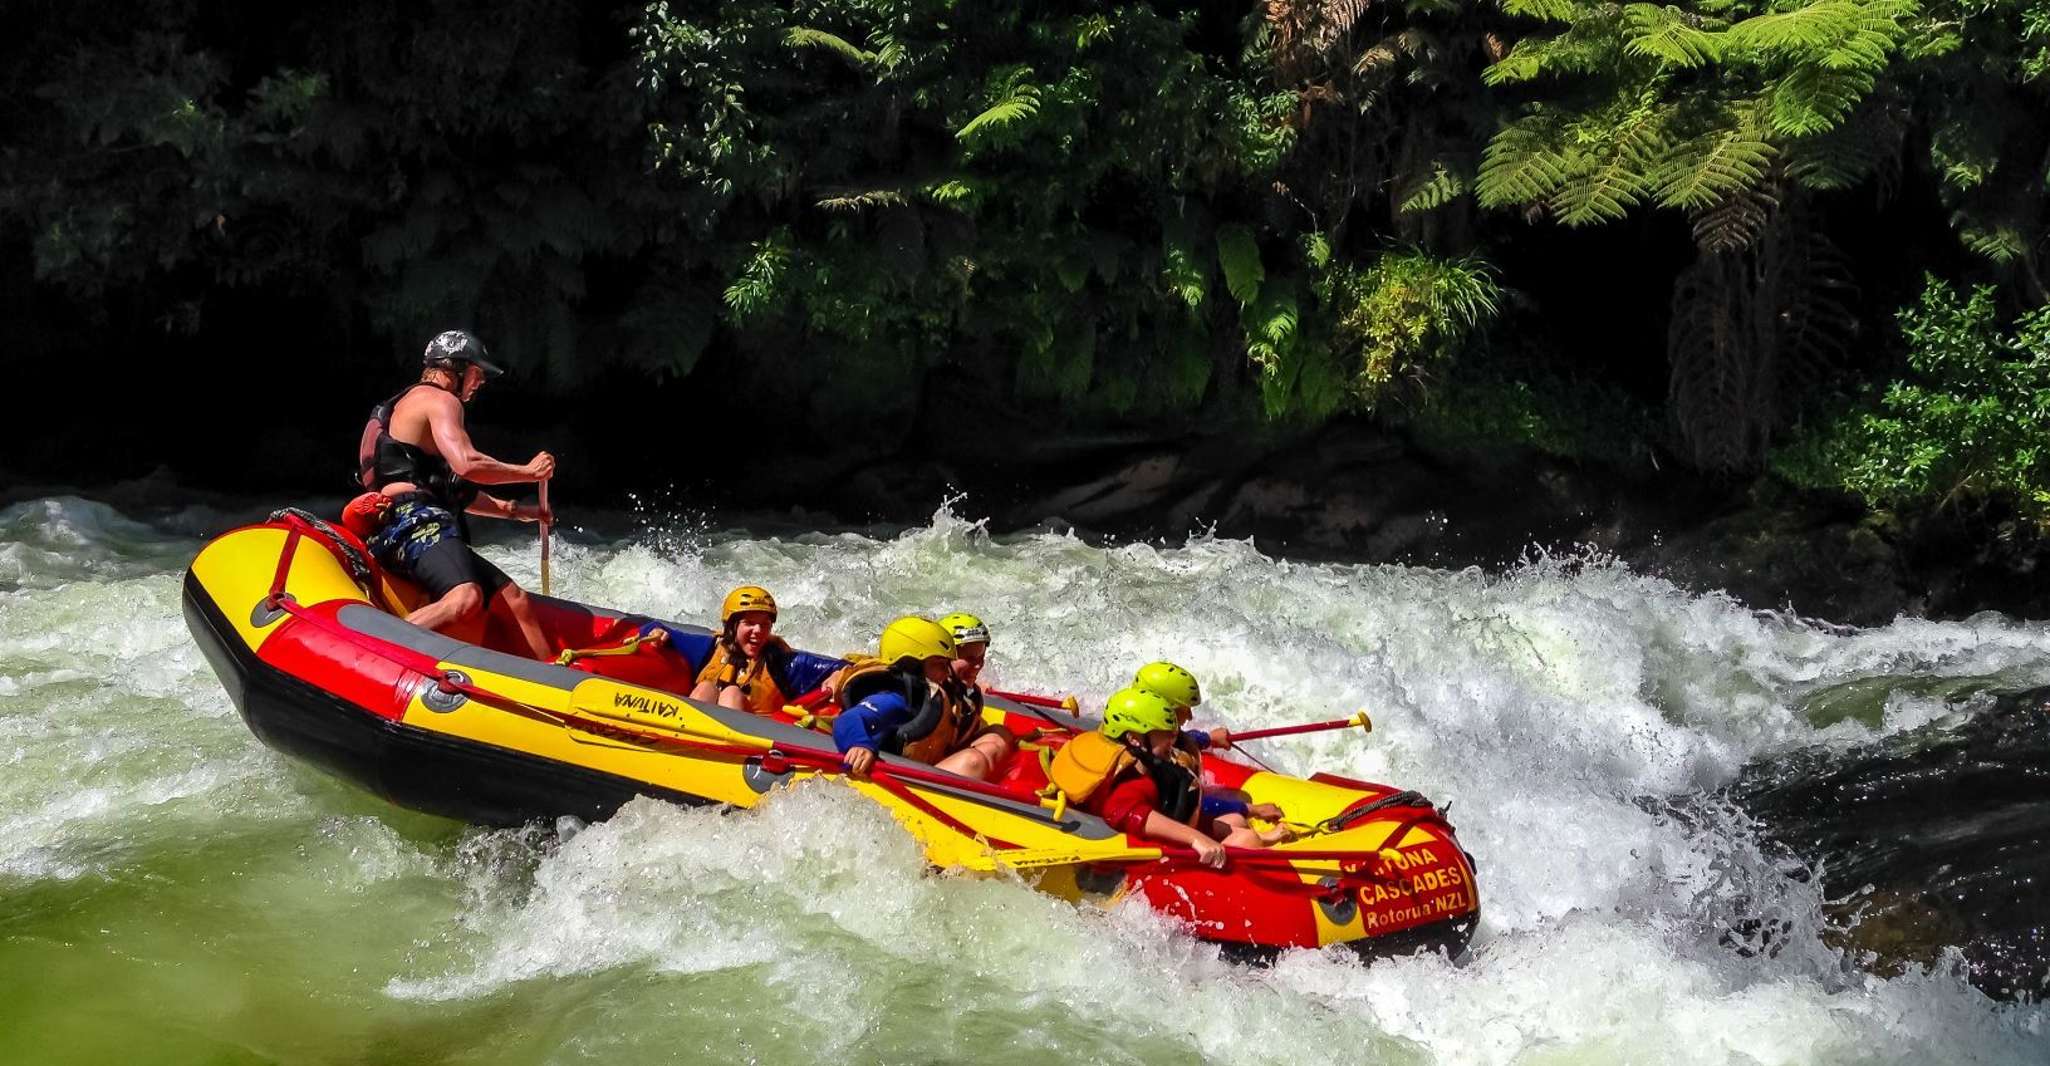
1, 495, 2044, 1064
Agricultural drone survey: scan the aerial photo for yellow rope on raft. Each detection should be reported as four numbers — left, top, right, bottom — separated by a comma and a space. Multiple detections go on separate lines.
554, 632, 658, 666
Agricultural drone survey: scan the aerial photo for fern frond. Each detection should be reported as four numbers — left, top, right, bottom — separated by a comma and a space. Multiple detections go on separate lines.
1724, 1, 1866, 55
1485, 19, 1619, 85
815, 188, 909, 212
1477, 114, 1580, 209
1552, 102, 1669, 225
1623, 4, 1726, 68
1782, 103, 1902, 189
1499, 0, 1589, 23
1689, 185, 1779, 253
1764, 64, 1876, 137
1216, 224, 1266, 305
784, 27, 877, 68
923, 178, 987, 206
956, 83, 1041, 142
1654, 107, 1777, 210
1959, 223, 2029, 264
1399, 162, 1469, 214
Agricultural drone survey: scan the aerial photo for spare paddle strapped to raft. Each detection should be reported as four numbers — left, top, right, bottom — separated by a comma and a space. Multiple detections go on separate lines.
182, 510, 1480, 958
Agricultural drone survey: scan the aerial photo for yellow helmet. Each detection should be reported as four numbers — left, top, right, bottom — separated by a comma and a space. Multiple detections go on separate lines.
721, 585, 778, 625
879, 616, 956, 666
1134, 661, 1201, 710
1100, 687, 1178, 740
938, 611, 991, 648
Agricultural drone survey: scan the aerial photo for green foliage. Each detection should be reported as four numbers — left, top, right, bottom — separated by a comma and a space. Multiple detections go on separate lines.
1216, 224, 1266, 306
9, 0, 2048, 484
1334, 250, 1502, 397
1773, 277, 2050, 519
1475, 0, 1913, 222
956, 68, 1043, 145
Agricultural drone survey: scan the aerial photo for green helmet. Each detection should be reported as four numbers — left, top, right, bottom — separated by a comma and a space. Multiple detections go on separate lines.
1134, 661, 1201, 710
938, 611, 990, 648
1100, 687, 1178, 741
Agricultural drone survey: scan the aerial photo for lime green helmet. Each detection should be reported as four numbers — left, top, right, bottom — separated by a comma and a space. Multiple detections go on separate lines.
938, 611, 990, 648
1100, 687, 1178, 741
1134, 661, 1201, 710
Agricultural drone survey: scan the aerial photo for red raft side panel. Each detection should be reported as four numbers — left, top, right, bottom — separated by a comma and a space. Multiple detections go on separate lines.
1126, 863, 1324, 949
259, 600, 419, 722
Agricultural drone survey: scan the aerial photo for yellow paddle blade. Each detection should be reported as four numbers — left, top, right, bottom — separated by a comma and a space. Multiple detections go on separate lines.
566, 678, 770, 751
953, 844, 1166, 873
1355, 710, 1373, 733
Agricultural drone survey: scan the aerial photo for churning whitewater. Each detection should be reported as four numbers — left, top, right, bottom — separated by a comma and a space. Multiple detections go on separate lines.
2, 494, 2045, 1063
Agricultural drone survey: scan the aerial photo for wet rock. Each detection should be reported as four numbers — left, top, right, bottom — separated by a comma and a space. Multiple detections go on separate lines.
1732, 688, 2050, 1000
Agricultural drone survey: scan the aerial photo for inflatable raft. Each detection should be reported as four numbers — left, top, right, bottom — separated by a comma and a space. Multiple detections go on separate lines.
182, 511, 1480, 958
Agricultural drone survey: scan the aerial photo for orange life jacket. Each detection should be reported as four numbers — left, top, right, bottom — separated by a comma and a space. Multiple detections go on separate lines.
1047, 732, 1202, 827
693, 636, 796, 717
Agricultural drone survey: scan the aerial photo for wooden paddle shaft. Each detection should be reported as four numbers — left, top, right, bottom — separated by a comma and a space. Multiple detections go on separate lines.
538, 478, 552, 595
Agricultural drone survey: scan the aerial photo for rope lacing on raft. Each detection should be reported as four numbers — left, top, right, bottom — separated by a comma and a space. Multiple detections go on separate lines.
267, 507, 373, 588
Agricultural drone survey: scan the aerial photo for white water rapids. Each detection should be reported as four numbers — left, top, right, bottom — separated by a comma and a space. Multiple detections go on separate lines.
1, 494, 2045, 1063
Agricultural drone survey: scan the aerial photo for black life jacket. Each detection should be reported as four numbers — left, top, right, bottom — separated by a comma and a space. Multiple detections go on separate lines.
837, 661, 967, 761
1137, 748, 1203, 825
357, 385, 479, 511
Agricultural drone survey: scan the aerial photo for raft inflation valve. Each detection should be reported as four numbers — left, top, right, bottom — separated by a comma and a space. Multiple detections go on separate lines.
421, 671, 470, 713
250, 592, 295, 628
1315, 876, 1359, 926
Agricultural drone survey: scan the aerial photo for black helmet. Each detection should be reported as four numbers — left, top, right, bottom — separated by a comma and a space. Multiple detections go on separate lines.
422, 330, 504, 377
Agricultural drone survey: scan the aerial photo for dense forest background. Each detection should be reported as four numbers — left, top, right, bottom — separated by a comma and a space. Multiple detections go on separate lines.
5, 0, 2048, 612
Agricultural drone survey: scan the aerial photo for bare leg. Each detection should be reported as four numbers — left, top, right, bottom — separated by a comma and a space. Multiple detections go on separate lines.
1211, 813, 1288, 848
405, 582, 483, 634
935, 730, 1015, 781
689, 679, 720, 702
494, 584, 553, 662
716, 686, 747, 711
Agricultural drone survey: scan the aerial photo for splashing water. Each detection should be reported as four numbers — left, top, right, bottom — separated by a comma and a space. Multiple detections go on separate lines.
1, 495, 2044, 1063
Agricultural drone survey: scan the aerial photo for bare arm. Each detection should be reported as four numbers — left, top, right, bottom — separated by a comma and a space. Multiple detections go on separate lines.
423, 391, 550, 486
465, 493, 545, 522
1141, 811, 1226, 868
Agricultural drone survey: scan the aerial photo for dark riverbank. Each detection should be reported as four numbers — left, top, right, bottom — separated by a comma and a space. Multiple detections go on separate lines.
8, 381, 2044, 627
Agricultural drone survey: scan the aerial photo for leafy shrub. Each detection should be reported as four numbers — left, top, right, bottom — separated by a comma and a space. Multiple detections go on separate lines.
1773, 277, 2050, 520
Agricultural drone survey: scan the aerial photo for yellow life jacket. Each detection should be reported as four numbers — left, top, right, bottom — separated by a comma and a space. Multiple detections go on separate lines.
836, 660, 974, 764
694, 636, 795, 717
1048, 732, 1202, 826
